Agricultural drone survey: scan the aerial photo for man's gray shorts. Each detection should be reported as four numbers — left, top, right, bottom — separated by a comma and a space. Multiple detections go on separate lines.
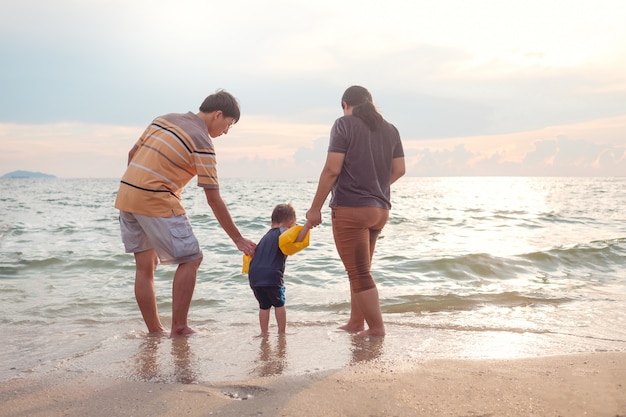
119, 211, 202, 265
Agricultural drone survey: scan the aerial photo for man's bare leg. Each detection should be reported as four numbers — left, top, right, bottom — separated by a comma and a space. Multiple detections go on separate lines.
134, 249, 166, 334
170, 257, 202, 338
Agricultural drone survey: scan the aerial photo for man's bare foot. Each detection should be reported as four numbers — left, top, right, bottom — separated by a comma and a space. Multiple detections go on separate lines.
147, 329, 168, 337
170, 326, 196, 338
355, 328, 385, 338
338, 324, 365, 333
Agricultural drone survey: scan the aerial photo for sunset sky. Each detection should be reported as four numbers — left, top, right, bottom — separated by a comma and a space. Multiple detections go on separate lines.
1, 0, 625, 178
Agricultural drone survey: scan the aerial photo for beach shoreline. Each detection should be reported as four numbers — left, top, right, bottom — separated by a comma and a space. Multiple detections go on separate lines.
2, 177, 625, 416
2, 351, 624, 417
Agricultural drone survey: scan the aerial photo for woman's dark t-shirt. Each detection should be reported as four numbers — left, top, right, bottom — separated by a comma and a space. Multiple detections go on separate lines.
328, 115, 404, 209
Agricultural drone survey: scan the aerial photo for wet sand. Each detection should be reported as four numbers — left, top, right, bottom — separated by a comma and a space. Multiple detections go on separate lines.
1, 352, 624, 417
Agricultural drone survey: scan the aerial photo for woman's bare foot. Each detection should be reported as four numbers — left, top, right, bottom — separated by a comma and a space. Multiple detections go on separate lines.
355, 328, 385, 338
147, 329, 168, 337
170, 326, 196, 338
339, 323, 365, 333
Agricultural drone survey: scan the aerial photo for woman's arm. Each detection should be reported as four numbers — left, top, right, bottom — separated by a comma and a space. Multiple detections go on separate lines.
390, 157, 406, 184
306, 152, 344, 227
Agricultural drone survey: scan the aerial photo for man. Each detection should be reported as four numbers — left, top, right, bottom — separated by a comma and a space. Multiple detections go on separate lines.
115, 90, 256, 337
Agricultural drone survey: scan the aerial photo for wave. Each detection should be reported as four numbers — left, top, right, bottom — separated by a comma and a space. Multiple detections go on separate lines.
0, 255, 129, 271
519, 237, 625, 272
382, 292, 571, 314
379, 237, 625, 286
287, 290, 573, 315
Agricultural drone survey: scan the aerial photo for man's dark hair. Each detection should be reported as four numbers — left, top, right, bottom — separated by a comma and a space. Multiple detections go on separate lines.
199, 89, 240, 122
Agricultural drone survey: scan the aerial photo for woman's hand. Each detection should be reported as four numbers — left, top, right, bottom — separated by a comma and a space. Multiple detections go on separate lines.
306, 209, 322, 228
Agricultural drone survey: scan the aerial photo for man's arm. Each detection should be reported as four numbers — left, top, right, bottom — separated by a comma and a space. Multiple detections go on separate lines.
127, 144, 139, 165
204, 188, 256, 255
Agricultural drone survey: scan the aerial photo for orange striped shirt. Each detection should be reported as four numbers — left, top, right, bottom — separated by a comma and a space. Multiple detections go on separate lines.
115, 112, 217, 216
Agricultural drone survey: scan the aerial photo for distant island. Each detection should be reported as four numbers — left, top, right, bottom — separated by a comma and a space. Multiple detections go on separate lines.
1, 170, 57, 179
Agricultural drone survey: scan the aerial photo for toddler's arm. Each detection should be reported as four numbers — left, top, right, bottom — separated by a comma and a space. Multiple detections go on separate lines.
295, 221, 312, 243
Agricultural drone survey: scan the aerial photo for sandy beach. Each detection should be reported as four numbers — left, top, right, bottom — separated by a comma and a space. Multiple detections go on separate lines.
1, 351, 624, 417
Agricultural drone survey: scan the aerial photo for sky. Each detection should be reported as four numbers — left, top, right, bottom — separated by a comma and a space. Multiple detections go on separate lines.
1, 0, 625, 178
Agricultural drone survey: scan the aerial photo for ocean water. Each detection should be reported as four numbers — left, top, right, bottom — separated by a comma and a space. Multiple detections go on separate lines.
1, 177, 625, 384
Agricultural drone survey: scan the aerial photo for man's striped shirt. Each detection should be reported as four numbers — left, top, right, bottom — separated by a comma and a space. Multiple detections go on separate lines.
115, 112, 218, 217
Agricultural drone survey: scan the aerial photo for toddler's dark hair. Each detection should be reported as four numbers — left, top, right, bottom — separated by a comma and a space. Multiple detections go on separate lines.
271, 204, 296, 224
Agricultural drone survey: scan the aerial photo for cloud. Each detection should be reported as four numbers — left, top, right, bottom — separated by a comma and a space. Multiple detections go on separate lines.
218, 136, 329, 179
523, 136, 626, 176
0, 122, 136, 178
405, 134, 625, 177
2, 0, 626, 177
1, 113, 625, 179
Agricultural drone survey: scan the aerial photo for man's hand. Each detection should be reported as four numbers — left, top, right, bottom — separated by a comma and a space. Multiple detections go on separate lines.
235, 237, 256, 256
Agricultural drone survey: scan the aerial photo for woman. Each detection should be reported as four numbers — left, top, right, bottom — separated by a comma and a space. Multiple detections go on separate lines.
306, 86, 406, 337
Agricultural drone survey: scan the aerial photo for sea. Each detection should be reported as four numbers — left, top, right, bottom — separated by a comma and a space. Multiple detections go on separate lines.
1, 177, 625, 384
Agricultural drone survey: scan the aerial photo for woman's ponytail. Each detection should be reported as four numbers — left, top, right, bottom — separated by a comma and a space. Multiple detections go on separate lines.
341, 86, 383, 131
